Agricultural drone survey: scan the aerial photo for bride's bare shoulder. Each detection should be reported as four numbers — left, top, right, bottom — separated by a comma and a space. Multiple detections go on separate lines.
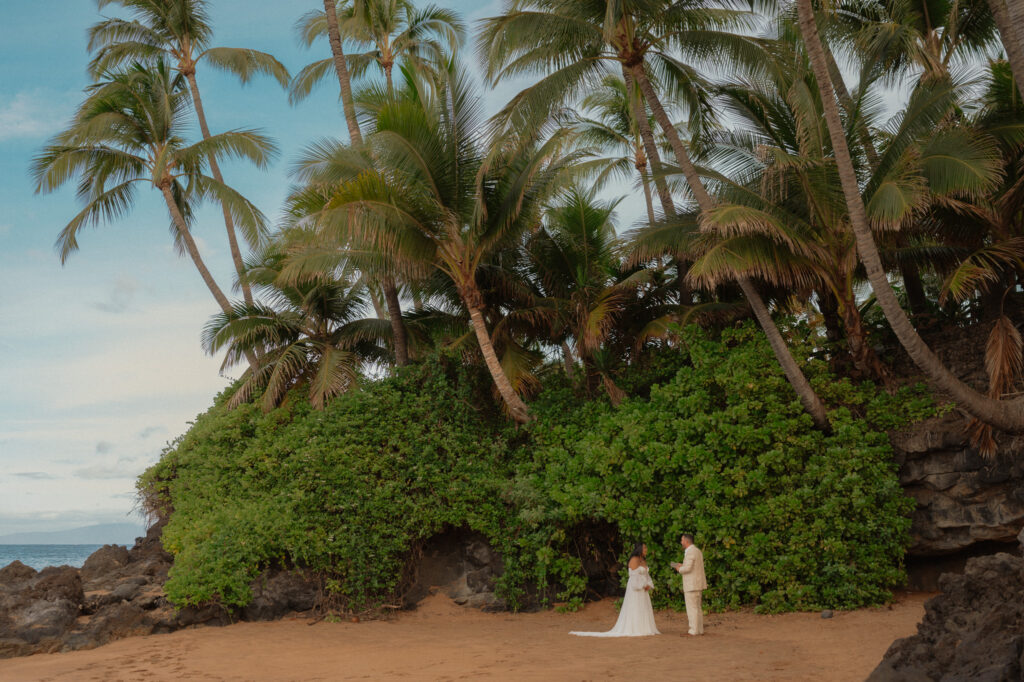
627, 556, 645, 570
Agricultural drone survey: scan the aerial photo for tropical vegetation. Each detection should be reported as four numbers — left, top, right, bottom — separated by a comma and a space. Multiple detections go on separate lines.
35, 0, 1024, 614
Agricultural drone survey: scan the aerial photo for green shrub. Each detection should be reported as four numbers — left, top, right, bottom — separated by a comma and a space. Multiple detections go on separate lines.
513, 324, 921, 613
140, 324, 926, 614
141, 358, 514, 610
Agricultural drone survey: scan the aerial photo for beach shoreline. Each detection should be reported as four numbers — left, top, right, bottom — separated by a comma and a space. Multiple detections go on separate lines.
0, 591, 928, 681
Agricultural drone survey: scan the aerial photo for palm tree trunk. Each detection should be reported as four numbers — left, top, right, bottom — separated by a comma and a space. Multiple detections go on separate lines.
825, 38, 932, 310
160, 182, 259, 369
562, 340, 575, 378
466, 300, 531, 423
323, 0, 363, 146
641, 171, 656, 225
738, 277, 832, 431
623, 66, 675, 218
383, 277, 409, 366
822, 40, 881, 169
988, 0, 1024, 93
160, 184, 233, 313
630, 65, 714, 211
838, 293, 895, 386
795, 0, 1024, 432
184, 71, 256, 311
901, 260, 929, 316
631, 62, 831, 430
601, 373, 626, 407
370, 289, 385, 319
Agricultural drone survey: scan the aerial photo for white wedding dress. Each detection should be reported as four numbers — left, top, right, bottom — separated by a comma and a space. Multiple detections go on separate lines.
570, 566, 660, 637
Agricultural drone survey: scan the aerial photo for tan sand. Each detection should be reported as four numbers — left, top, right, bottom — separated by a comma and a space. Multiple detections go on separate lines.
0, 592, 928, 681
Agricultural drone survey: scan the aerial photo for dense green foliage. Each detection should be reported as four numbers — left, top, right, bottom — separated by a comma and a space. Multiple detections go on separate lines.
141, 324, 931, 614
142, 359, 513, 610
514, 325, 926, 613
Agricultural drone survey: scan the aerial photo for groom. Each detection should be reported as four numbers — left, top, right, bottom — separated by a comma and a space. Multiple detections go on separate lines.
672, 533, 706, 636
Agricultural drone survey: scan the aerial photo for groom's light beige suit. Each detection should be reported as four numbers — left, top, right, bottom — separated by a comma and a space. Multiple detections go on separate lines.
676, 545, 706, 635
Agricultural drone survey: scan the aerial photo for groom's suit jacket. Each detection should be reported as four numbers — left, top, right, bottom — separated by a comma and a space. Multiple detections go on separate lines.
679, 545, 707, 592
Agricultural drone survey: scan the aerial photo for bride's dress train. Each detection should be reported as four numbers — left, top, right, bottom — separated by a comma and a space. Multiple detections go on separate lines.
570, 566, 660, 637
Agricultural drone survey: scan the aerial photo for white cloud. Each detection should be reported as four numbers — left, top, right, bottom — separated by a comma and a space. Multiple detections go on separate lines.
0, 91, 74, 141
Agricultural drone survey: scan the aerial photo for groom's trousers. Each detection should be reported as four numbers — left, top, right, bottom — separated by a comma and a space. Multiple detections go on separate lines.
684, 590, 704, 635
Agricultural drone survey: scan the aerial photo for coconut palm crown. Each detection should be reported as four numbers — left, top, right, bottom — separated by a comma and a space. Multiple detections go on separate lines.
31, 61, 275, 317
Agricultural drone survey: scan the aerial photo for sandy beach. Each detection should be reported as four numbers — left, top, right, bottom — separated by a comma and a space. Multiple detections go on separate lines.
0, 592, 927, 681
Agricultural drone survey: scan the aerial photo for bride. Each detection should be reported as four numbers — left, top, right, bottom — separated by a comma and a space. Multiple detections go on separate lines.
570, 543, 660, 637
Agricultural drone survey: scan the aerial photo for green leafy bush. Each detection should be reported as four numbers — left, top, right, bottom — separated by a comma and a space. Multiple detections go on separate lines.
140, 325, 925, 614
510, 324, 920, 613
142, 358, 515, 610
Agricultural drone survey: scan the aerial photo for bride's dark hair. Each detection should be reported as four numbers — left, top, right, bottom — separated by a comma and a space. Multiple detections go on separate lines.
629, 542, 645, 560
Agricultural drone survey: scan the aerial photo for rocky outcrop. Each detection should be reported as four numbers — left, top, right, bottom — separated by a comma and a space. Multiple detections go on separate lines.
241, 568, 319, 621
893, 412, 1024, 558
869, 542, 1024, 680
0, 522, 319, 659
0, 524, 503, 659
403, 530, 505, 611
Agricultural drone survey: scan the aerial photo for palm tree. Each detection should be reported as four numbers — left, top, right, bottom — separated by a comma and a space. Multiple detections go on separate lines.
571, 75, 661, 224
291, 1, 463, 108
291, 2, 364, 146
692, 48, 1004, 384
88, 0, 290, 312
203, 244, 389, 411
478, 0, 752, 208
847, 0, 1000, 83
289, 66, 577, 422
795, 0, 1024, 431
341, 0, 464, 92
31, 62, 274, 322
523, 186, 658, 403
292, 1, 464, 368
481, 0, 832, 430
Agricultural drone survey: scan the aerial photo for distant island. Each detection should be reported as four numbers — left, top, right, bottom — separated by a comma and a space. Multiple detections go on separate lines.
0, 523, 146, 546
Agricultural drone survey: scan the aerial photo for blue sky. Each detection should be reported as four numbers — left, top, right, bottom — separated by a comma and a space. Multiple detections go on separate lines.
0, 0, 544, 536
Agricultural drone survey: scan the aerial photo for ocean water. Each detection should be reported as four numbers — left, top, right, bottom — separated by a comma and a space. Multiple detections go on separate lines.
0, 544, 107, 571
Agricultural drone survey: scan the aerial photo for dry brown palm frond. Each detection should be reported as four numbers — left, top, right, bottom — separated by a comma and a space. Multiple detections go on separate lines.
968, 314, 1024, 458
984, 315, 1023, 400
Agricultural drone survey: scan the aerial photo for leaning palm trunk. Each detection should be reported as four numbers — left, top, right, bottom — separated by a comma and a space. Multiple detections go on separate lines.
467, 302, 531, 423
822, 45, 930, 317
622, 68, 692, 304
795, 0, 1024, 432
623, 67, 675, 218
630, 65, 715, 210
184, 70, 256, 311
323, 0, 363, 147
159, 184, 235, 316
737, 277, 831, 431
320, 0, 407, 365
628, 64, 831, 431
161, 181, 258, 395
987, 0, 1024, 93
822, 43, 880, 169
